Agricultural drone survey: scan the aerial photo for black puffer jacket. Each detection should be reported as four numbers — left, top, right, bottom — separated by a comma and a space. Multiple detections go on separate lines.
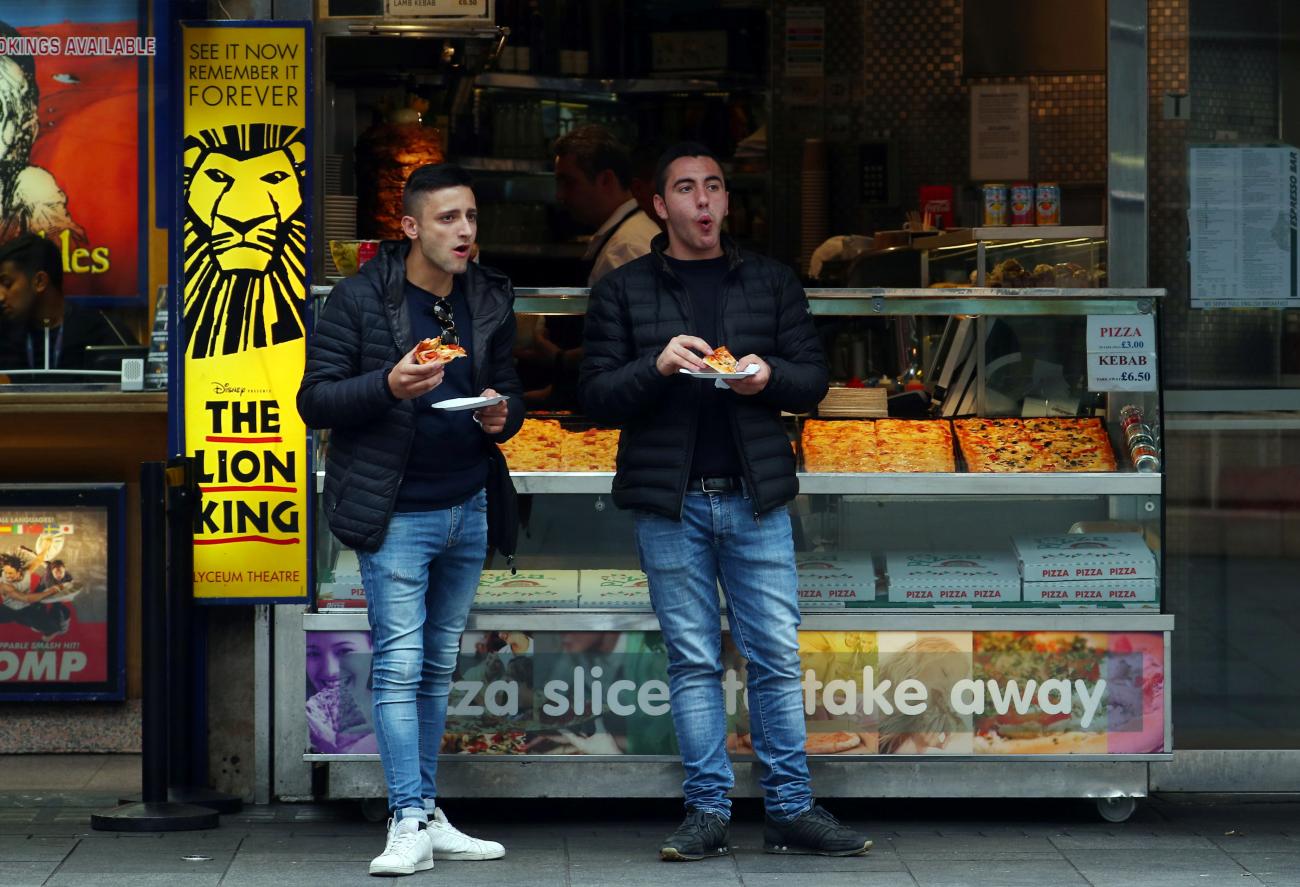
297, 241, 524, 552
579, 234, 828, 519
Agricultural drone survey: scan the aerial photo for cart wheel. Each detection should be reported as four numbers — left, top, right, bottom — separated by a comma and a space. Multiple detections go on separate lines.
360, 798, 389, 823
1095, 796, 1137, 823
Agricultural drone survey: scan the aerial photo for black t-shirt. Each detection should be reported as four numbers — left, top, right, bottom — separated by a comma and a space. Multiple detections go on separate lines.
664, 254, 742, 479
395, 277, 488, 512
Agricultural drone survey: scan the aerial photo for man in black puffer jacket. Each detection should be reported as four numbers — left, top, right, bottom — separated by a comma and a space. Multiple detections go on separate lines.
298, 164, 519, 877
579, 144, 871, 863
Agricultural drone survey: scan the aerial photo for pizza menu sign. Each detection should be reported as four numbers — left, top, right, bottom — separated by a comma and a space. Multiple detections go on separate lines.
1086, 315, 1158, 393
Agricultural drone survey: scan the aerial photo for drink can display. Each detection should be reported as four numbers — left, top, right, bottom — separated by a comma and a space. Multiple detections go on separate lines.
1120, 411, 1144, 433
1010, 183, 1035, 225
1119, 404, 1143, 420
1035, 182, 1061, 225
1131, 444, 1160, 472
1125, 431, 1156, 450
1124, 420, 1154, 440
982, 184, 1009, 226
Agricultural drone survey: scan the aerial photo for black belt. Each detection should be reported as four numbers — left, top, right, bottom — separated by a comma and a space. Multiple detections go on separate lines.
690, 475, 743, 493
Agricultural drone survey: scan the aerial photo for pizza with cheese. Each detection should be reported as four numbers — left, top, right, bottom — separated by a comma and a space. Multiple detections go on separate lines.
703, 345, 738, 373
873, 419, 957, 472
800, 419, 955, 472
801, 419, 877, 472
559, 428, 621, 471
414, 336, 467, 365
499, 418, 564, 471
954, 418, 1116, 472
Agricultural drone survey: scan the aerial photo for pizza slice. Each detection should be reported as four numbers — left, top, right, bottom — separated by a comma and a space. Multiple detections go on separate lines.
414, 336, 468, 365
703, 345, 738, 373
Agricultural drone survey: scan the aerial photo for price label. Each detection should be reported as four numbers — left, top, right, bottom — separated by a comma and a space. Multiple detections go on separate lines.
1087, 351, 1158, 391
1086, 315, 1156, 353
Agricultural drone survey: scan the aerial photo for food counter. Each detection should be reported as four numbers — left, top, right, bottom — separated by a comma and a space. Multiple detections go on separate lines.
273, 287, 1168, 822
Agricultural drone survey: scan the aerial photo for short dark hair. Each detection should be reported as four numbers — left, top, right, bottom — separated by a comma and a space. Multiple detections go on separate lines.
0, 553, 23, 572
0, 233, 63, 289
653, 142, 724, 197
553, 125, 632, 188
402, 163, 474, 216
48, 560, 65, 570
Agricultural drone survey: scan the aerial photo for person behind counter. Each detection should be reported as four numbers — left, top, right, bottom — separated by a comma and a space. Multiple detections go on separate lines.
578, 143, 872, 863
297, 163, 521, 877
0, 233, 127, 380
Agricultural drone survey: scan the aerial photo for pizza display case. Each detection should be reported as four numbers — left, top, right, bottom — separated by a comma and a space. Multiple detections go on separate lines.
276, 285, 1170, 822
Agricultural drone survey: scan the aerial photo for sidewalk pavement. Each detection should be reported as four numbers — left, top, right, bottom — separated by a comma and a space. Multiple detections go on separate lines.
1, 762, 1299, 886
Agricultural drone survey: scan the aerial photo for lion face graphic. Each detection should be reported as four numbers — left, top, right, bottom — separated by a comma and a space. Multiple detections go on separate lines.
182, 124, 307, 359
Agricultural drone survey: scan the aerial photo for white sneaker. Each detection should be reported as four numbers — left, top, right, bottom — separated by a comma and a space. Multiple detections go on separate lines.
369, 817, 434, 876
426, 807, 506, 860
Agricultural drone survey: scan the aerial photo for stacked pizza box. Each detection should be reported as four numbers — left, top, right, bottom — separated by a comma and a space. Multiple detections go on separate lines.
796, 555, 877, 608
884, 551, 1021, 605
318, 549, 367, 609
1013, 533, 1158, 604
474, 570, 581, 608
577, 570, 653, 609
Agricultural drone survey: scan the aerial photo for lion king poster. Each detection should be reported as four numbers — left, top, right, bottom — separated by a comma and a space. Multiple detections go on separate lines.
180, 23, 309, 602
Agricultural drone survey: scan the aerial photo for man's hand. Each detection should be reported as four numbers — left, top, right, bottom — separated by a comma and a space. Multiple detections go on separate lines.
387, 345, 444, 399
475, 388, 509, 434
725, 354, 770, 395
655, 335, 712, 376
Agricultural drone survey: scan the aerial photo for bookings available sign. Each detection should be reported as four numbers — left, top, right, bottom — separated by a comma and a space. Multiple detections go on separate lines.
180, 23, 309, 601
0, 1, 150, 300
305, 630, 1166, 757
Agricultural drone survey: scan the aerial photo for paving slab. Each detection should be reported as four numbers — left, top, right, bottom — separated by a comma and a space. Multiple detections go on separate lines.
732, 848, 907, 873
907, 858, 1090, 887
0, 859, 61, 886
0, 835, 78, 861
1062, 848, 1260, 887
740, 873, 919, 887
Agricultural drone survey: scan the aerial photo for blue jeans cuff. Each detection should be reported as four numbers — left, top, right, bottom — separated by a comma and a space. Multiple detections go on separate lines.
395, 806, 427, 823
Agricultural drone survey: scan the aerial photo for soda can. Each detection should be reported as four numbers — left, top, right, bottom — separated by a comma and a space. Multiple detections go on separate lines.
1119, 404, 1143, 420
1010, 183, 1035, 225
1125, 431, 1156, 450
1121, 415, 1145, 436
983, 184, 1009, 226
1124, 421, 1154, 442
1035, 182, 1061, 225
1131, 444, 1160, 472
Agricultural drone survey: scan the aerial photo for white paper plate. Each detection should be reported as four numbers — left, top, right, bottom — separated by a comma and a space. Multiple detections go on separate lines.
432, 394, 507, 412
678, 364, 760, 381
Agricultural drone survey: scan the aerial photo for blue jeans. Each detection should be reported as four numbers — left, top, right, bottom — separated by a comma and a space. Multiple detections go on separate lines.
358, 489, 487, 820
634, 489, 812, 821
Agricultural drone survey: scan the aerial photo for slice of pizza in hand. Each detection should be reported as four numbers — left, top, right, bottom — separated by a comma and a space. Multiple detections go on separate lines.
703, 345, 739, 373
414, 337, 468, 365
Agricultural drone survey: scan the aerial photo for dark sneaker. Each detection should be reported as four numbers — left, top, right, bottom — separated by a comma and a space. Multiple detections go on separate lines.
764, 804, 872, 856
660, 808, 730, 861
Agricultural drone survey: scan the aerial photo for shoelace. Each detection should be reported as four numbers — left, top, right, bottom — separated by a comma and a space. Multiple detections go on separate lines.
386, 826, 424, 855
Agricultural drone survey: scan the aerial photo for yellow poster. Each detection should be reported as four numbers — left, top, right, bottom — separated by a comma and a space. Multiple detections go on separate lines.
181, 25, 309, 601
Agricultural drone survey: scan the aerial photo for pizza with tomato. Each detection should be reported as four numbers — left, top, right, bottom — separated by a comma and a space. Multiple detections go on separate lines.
954, 417, 1116, 472
414, 336, 467, 365
703, 345, 738, 373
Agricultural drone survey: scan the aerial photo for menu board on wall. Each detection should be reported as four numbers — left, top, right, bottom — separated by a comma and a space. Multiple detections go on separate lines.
1190, 145, 1300, 309
970, 84, 1029, 183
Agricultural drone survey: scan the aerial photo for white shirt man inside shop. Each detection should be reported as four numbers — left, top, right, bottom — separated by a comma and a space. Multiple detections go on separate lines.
553, 124, 661, 286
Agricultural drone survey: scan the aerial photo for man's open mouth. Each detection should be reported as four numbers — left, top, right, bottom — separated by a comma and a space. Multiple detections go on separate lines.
452, 244, 471, 258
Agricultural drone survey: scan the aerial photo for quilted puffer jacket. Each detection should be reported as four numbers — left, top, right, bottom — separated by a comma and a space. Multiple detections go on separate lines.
578, 234, 828, 519
297, 240, 524, 551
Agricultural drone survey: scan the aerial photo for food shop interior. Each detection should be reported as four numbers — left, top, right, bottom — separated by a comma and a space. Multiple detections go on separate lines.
275, 0, 1194, 815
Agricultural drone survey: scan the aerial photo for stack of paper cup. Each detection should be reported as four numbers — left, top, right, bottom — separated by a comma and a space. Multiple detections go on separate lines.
800, 138, 828, 276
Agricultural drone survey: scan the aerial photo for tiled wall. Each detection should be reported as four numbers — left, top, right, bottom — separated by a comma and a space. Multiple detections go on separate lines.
771, 0, 1109, 246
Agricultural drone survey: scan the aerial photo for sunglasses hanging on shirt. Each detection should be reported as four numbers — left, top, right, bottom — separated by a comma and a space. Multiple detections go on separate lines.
431, 298, 459, 346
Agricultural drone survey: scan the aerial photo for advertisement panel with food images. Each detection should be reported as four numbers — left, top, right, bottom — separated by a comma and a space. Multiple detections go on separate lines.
305, 629, 1167, 757
179, 23, 310, 601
